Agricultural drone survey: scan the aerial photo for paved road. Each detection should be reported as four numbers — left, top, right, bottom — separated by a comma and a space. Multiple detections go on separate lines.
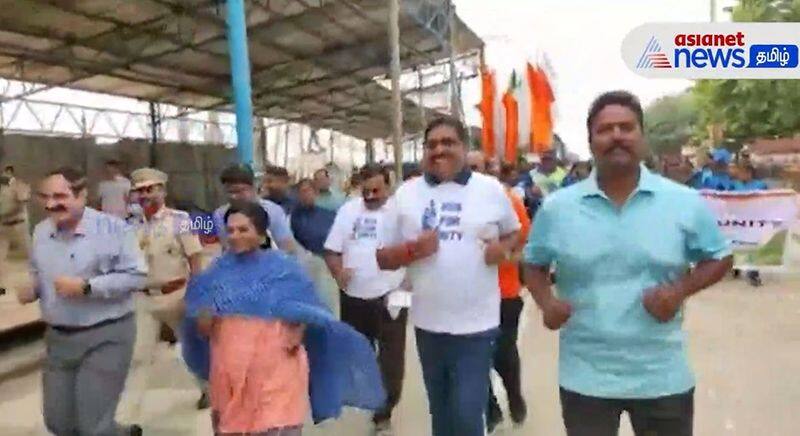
1, 275, 799, 436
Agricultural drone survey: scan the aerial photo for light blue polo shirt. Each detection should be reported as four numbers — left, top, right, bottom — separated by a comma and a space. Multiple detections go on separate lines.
524, 166, 730, 399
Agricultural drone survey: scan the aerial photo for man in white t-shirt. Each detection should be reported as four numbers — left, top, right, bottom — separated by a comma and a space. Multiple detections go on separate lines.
324, 164, 407, 435
377, 117, 521, 436
96, 159, 131, 219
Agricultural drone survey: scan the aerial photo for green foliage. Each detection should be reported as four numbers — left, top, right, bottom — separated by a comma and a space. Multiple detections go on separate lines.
691, 0, 800, 143
644, 91, 698, 155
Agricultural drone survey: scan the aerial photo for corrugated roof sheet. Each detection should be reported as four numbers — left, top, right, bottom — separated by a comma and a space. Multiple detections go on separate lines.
0, 0, 483, 140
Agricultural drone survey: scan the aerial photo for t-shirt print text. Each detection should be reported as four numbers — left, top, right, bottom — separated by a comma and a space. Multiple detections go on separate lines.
351, 216, 378, 240
421, 199, 463, 241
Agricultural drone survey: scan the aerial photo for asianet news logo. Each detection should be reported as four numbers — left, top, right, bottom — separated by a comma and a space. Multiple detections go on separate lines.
671, 32, 747, 68
622, 23, 800, 79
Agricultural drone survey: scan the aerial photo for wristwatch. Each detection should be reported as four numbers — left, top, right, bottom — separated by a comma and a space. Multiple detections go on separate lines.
82, 281, 93, 296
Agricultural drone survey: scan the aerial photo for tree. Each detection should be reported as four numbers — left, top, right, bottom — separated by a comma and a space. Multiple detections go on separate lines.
692, 0, 800, 144
644, 91, 698, 155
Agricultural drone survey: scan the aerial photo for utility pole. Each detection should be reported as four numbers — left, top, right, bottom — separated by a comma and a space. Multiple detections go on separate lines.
388, 0, 404, 180
710, 0, 717, 22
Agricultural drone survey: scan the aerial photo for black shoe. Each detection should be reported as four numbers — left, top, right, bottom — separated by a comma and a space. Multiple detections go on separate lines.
129, 424, 143, 436
509, 395, 528, 425
486, 403, 503, 433
0, 287, 6, 296
196, 391, 210, 410
747, 271, 763, 287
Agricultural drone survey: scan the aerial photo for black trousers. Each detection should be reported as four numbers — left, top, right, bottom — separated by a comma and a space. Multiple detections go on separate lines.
560, 387, 694, 436
339, 290, 408, 423
488, 297, 524, 413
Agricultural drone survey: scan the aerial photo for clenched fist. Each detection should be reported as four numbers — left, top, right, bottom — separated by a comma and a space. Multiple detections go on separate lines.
541, 297, 573, 331
643, 284, 686, 323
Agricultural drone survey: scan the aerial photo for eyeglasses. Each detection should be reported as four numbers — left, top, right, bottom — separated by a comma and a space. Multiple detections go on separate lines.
424, 137, 461, 150
132, 185, 162, 194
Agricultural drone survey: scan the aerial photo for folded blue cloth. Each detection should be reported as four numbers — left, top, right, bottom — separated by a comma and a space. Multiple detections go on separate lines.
181, 249, 386, 423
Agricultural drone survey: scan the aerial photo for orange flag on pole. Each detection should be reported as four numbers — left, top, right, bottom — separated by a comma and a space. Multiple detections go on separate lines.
527, 63, 555, 154
502, 71, 520, 163
478, 66, 497, 158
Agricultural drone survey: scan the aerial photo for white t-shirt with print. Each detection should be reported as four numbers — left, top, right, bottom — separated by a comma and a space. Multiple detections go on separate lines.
324, 198, 405, 300
382, 172, 521, 335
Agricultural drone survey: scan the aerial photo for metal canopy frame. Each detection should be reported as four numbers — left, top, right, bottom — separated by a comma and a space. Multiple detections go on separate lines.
0, 0, 483, 141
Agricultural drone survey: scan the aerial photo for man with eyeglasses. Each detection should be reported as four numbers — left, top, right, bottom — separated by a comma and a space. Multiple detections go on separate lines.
19, 166, 146, 436
377, 117, 521, 436
323, 164, 408, 435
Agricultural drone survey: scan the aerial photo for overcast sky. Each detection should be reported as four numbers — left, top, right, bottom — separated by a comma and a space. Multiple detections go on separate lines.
454, 0, 736, 157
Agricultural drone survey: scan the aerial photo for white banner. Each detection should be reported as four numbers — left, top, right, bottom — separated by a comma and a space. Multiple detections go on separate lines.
621, 23, 800, 79
701, 190, 800, 267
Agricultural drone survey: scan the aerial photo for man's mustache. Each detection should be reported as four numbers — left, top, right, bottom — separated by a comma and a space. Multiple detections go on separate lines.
605, 144, 630, 155
46, 206, 67, 213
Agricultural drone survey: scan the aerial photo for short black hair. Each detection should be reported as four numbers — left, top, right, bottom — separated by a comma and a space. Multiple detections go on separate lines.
499, 162, 518, 179
265, 165, 289, 179
105, 158, 122, 167
359, 164, 391, 185
403, 167, 422, 181
313, 168, 329, 179
4, 165, 13, 173
224, 200, 271, 237
424, 116, 468, 143
586, 90, 644, 141
220, 163, 255, 186
296, 178, 314, 190
47, 166, 87, 196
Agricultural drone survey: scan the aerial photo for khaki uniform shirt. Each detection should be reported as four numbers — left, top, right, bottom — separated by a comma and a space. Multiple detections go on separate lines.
0, 178, 30, 223
137, 206, 203, 294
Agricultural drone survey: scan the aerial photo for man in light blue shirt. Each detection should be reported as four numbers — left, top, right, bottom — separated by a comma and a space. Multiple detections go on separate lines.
313, 167, 347, 211
18, 166, 147, 436
213, 164, 295, 252
523, 91, 732, 436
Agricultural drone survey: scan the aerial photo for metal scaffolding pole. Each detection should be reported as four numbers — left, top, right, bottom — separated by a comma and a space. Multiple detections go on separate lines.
283, 123, 290, 167
388, 0, 404, 180
366, 139, 375, 164
225, 0, 254, 165
447, 1, 461, 119
259, 117, 268, 168
148, 102, 159, 144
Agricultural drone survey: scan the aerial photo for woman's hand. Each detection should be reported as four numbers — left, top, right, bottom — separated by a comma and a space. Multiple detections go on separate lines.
197, 311, 215, 338
284, 322, 306, 354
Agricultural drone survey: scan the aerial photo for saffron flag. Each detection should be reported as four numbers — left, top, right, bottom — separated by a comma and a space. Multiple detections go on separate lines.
502, 71, 520, 163
527, 63, 554, 153
478, 66, 497, 158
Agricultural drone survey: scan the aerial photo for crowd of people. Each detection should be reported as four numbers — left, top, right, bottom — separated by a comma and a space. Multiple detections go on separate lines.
1, 89, 738, 436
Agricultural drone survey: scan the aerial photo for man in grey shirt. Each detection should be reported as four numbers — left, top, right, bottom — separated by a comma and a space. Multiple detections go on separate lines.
17, 166, 147, 436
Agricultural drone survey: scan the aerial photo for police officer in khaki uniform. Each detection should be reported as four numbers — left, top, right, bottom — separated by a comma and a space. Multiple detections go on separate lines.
126, 167, 209, 411
0, 165, 31, 294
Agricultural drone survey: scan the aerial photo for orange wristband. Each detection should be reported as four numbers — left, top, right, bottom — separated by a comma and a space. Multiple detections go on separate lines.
403, 241, 416, 264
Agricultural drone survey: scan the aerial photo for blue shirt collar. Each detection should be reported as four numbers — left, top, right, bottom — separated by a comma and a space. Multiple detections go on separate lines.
49, 207, 93, 238
580, 164, 660, 200
424, 167, 472, 186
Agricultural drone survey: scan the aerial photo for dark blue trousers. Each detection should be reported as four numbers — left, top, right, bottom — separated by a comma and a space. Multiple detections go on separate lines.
415, 327, 498, 436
